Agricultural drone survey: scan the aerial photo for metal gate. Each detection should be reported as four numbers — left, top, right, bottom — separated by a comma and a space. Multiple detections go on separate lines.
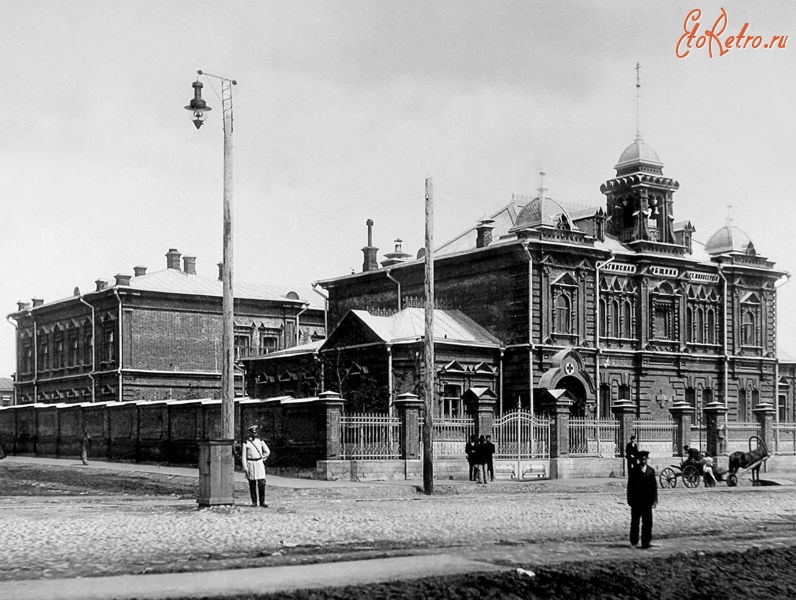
493, 410, 550, 460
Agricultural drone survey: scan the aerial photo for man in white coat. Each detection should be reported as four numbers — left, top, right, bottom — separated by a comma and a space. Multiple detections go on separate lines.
241, 425, 270, 507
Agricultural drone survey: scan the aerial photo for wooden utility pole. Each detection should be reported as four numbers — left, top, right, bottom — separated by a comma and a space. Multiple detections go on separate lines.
423, 177, 435, 494
221, 78, 235, 442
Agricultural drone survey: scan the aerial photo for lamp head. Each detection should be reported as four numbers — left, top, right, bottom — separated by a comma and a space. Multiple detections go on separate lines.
185, 80, 212, 129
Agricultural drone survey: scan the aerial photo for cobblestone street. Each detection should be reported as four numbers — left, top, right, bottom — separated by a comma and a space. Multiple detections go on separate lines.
2, 458, 796, 584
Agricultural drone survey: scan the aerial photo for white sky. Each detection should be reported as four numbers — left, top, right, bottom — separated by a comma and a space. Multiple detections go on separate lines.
2, 1, 795, 375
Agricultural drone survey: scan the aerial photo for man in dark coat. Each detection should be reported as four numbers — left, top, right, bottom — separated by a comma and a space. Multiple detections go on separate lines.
484, 435, 496, 481
465, 435, 477, 481
624, 434, 638, 476
627, 450, 658, 549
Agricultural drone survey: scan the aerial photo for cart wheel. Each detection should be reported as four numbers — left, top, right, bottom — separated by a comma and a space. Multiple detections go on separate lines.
659, 467, 677, 489
683, 464, 700, 488
727, 473, 737, 487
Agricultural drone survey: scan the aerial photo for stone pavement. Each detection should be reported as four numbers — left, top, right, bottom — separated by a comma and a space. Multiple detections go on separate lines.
1, 456, 795, 599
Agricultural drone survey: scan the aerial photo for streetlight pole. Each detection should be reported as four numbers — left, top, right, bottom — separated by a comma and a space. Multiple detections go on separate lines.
186, 70, 237, 506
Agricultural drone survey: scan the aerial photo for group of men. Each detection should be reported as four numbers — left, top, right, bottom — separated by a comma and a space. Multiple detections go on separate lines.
624, 434, 658, 549
465, 434, 495, 484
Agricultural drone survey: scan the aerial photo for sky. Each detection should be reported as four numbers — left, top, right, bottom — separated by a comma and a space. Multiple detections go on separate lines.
1, 0, 795, 375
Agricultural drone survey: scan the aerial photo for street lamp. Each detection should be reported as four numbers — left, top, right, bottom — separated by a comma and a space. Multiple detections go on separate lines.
186, 70, 237, 506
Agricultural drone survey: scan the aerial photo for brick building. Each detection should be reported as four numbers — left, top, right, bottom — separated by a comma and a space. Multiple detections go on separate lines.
0, 377, 13, 407
7, 249, 325, 404
297, 137, 789, 421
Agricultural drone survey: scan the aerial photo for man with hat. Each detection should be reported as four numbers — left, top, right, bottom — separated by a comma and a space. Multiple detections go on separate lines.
241, 425, 270, 507
625, 434, 639, 476
627, 450, 658, 549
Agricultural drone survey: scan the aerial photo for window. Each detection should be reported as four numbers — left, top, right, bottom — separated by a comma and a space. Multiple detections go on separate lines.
553, 294, 571, 334
599, 298, 607, 337
702, 388, 713, 405
23, 342, 33, 373
442, 384, 462, 418
752, 388, 760, 408
260, 334, 278, 354
54, 338, 64, 369
778, 393, 788, 422
599, 384, 611, 419
653, 306, 672, 340
610, 299, 620, 338
707, 309, 716, 344
622, 301, 633, 338
685, 387, 696, 409
40, 338, 50, 370
69, 336, 79, 366
103, 328, 115, 362
742, 310, 757, 346
738, 389, 748, 421
619, 384, 630, 401
696, 308, 705, 343
234, 334, 251, 361
83, 330, 93, 365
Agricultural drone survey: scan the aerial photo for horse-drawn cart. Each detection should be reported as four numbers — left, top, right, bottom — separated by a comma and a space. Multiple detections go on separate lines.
659, 461, 707, 488
727, 436, 769, 487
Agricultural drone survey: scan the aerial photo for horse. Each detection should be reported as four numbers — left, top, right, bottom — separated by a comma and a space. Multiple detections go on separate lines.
728, 436, 768, 486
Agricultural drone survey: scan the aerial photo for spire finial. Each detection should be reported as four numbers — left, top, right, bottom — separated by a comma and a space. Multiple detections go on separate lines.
726, 204, 733, 225
538, 170, 547, 199
635, 62, 642, 141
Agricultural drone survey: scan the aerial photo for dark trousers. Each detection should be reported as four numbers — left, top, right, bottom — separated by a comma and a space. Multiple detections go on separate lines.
468, 461, 477, 481
629, 505, 653, 547
249, 480, 266, 506
487, 458, 494, 481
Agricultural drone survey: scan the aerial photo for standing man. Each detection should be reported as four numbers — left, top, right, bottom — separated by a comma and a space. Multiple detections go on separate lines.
624, 434, 638, 476
81, 427, 91, 466
484, 435, 496, 482
465, 434, 477, 481
241, 425, 270, 508
627, 450, 658, 549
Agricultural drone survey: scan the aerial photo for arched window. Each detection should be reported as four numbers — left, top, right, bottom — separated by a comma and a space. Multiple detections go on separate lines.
752, 388, 760, 408
554, 294, 571, 334
610, 299, 620, 338
599, 298, 607, 337
703, 388, 713, 405
622, 300, 633, 338
743, 310, 757, 346
687, 307, 694, 342
707, 309, 716, 344
696, 307, 705, 344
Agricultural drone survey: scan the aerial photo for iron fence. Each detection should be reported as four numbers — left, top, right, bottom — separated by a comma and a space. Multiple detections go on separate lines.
340, 413, 400, 459
430, 417, 475, 458
568, 418, 620, 457
774, 423, 796, 455
632, 418, 676, 457
725, 421, 761, 453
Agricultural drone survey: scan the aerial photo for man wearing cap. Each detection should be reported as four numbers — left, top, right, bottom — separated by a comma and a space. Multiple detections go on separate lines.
241, 426, 270, 507
624, 434, 638, 476
627, 450, 658, 549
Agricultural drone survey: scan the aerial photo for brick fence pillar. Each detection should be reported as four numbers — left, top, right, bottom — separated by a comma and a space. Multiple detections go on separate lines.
669, 401, 694, 458
703, 401, 728, 458
539, 390, 573, 459
466, 396, 496, 439
394, 392, 424, 459
316, 391, 346, 460
753, 402, 776, 454
612, 400, 636, 473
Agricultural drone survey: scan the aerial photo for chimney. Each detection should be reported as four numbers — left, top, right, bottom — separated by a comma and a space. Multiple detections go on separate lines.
217, 262, 224, 281
17, 301, 31, 312
95, 279, 107, 292
361, 218, 379, 272
166, 248, 182, 270
475, 219, 495, 248
133, 265, 147, 277
183, 256, 197, 275
31, 298, 44, 308
114, 273, 132, 286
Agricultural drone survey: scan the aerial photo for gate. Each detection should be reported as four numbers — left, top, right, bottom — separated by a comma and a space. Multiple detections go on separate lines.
493, 410, 550, 461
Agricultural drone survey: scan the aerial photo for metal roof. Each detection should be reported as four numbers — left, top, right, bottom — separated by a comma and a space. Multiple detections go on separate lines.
349, 307, 502, 347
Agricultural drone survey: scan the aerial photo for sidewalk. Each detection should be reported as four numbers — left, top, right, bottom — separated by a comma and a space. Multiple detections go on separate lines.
0, 554, 504, 600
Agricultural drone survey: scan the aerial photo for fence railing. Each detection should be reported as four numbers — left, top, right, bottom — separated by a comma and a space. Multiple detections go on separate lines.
340, 413, 400, 459
568, 418, 620, 457
633, 418, 676, 457
774, 423, 796, 455
725, 422, 761, 454
430, 417, 475, 458
493, 410, 550, 460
